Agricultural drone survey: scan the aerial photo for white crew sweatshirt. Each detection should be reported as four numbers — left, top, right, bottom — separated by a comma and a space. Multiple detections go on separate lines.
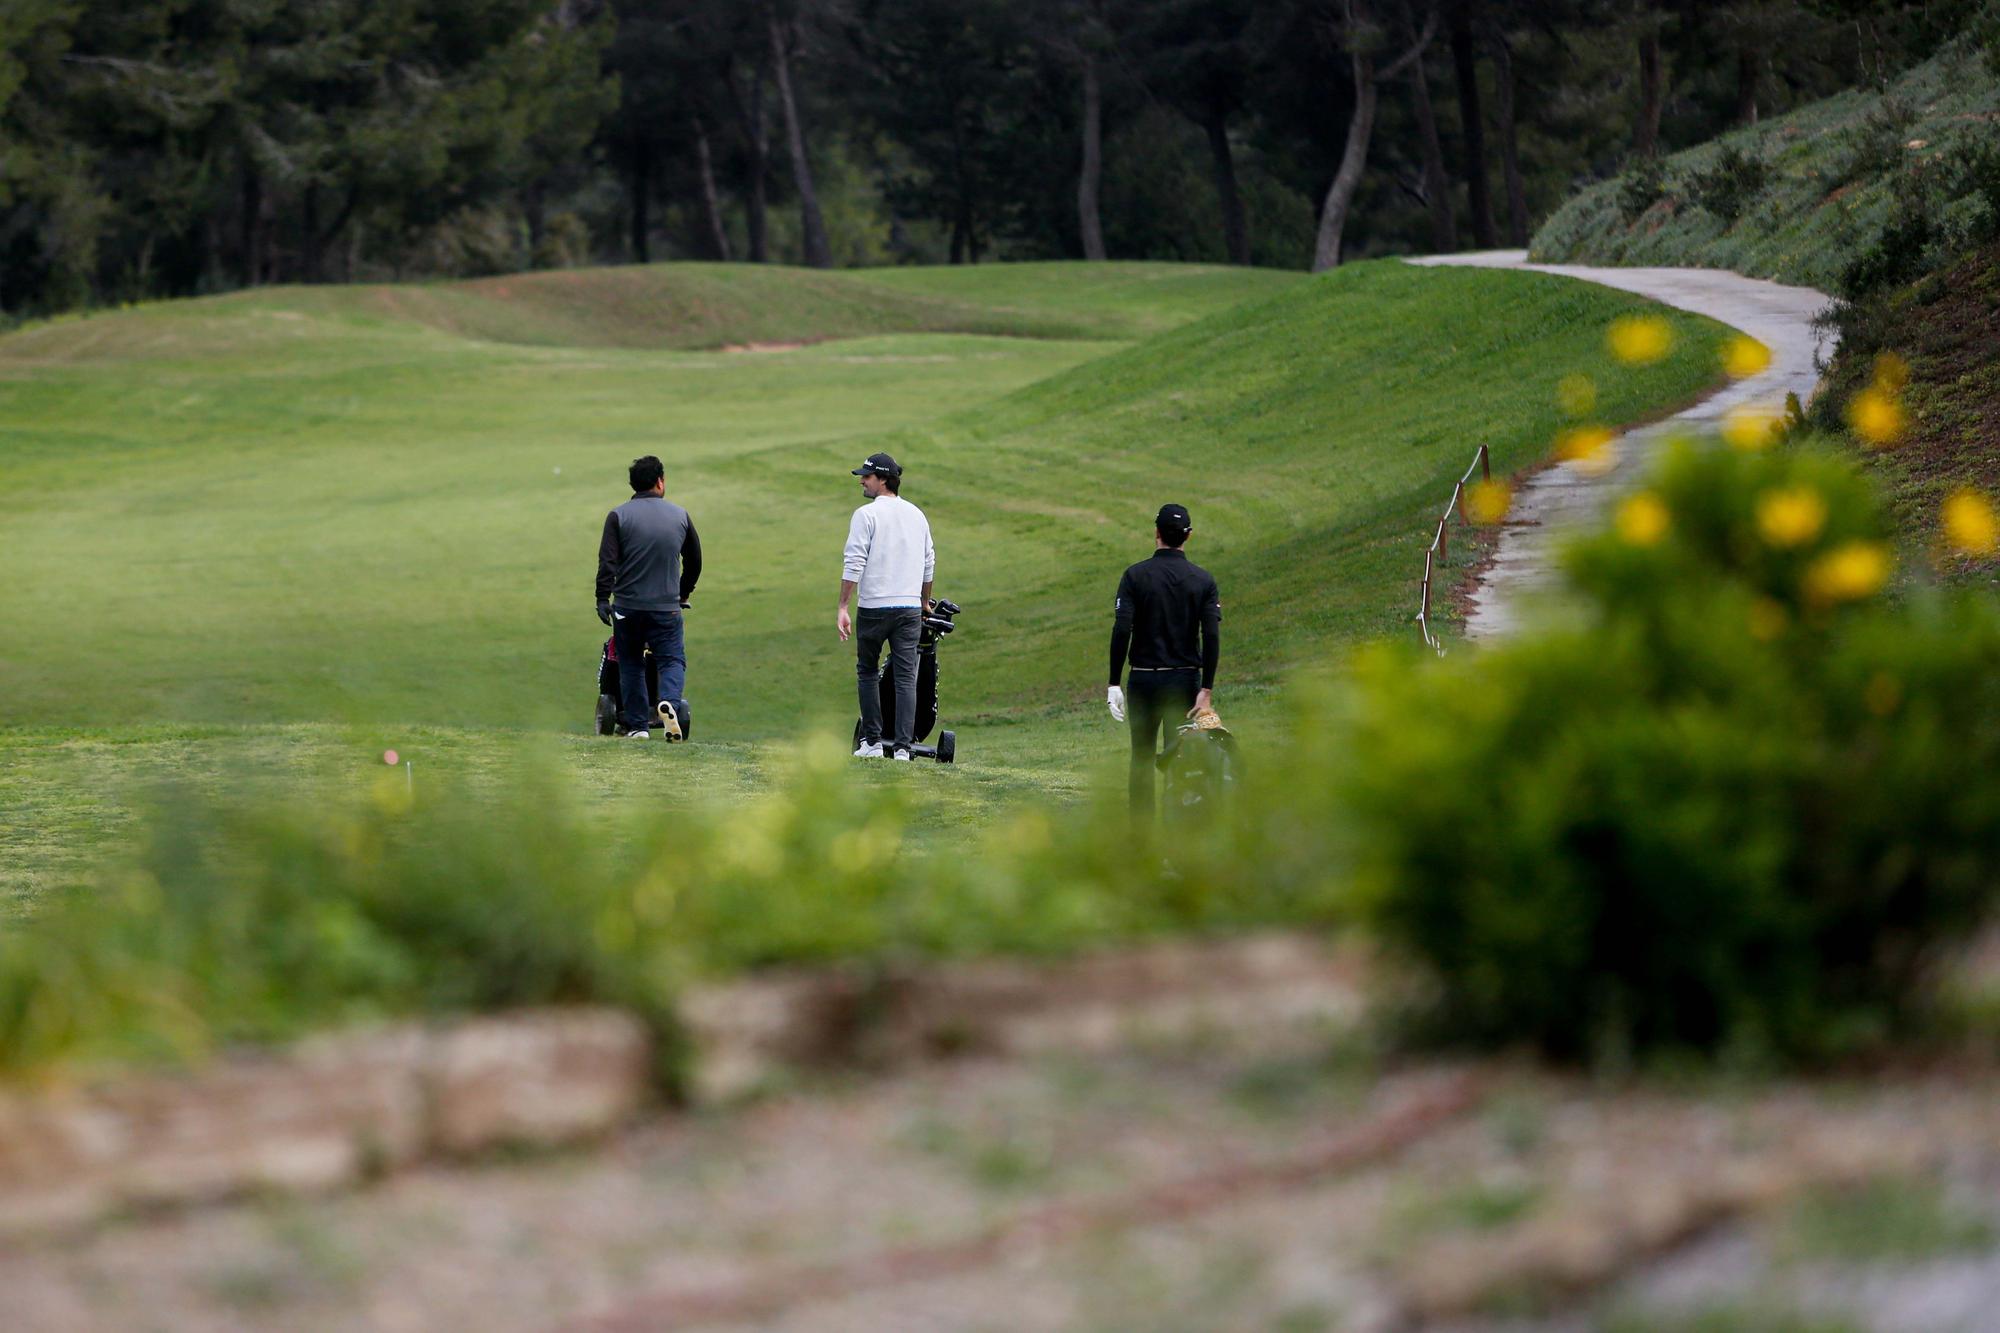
842, 494, 935, 608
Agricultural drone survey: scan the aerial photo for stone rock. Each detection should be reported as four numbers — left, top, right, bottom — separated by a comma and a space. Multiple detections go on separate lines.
426, 1009, 651, 1154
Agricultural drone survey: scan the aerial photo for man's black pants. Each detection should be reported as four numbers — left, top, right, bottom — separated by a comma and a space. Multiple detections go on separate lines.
1127, 668, 1200, 819
856, 607, 922, 751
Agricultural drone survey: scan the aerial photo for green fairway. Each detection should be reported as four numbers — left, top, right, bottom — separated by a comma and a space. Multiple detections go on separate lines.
0, 259, 1729, 908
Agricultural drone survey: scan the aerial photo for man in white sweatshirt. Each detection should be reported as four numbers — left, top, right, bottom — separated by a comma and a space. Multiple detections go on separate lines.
837, 452, 935, 760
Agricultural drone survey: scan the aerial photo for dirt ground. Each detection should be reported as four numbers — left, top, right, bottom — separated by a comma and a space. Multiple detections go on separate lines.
4, 1015, 1997, 1333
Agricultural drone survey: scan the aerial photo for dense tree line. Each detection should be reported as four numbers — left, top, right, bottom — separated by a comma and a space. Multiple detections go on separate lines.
0, 0, 1987, 316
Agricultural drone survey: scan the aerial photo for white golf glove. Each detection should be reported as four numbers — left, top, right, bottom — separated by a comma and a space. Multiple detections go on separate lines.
1106, 685, 1125, 722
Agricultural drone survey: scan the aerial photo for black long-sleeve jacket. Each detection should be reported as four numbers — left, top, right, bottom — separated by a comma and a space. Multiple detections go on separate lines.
596, 493, 702, 612
1109, 549, 1221, 688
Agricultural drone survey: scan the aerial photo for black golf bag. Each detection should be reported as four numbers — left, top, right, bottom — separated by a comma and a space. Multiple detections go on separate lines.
1158, 721, 1239, 816
594, 637, 693, 739
852, 598, 960, 762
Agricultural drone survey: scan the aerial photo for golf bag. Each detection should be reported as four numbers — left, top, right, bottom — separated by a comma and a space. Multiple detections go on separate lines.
1158, 720, 1239, 816
594, 637, 693, 739
852, 598, 960, 762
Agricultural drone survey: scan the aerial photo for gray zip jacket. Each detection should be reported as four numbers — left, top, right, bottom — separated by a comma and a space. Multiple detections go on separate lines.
596, 493, 702, 613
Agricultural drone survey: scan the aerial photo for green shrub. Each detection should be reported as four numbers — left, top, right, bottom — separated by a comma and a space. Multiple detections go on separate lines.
0, 772, 682, 1080
1331, 439, 2000, 1062
1617, 157, 1675, 223
1685, 144, 1770, 223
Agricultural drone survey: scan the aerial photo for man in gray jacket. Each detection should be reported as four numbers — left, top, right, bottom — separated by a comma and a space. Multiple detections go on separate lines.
597, 455, 702, 740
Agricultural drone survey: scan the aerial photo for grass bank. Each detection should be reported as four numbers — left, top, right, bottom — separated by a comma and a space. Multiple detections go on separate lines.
0, 259, 1729, 908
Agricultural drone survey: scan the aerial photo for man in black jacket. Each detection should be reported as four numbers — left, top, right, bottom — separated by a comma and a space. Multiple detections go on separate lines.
596, 455, 702, 740
1108, 502, 1220, 819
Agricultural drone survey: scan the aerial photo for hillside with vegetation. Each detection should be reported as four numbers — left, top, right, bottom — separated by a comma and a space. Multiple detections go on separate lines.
1530, 37, 2000, 295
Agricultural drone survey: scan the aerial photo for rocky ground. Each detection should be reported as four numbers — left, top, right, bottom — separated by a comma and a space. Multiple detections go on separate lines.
4, 1011, 1996, 1332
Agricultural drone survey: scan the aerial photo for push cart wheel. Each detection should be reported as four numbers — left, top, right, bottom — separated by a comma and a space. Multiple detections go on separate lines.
936, 730, 955, 763
596, 693, 617, 736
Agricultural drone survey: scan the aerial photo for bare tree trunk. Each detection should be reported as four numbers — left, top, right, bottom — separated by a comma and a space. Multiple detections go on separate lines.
1405, 33, 1456, 252
1078, 50, 1106, 261
629, 152, 651, 264
1489, 27, 1529, 246
242, 166, 264, 286
769, 10, 832, 269
693, 114, 733, 261
1315, 69, 1378, 271
1203, 107, 1250, 265
730, 57, 772, 262
1735, 44, 1759, 125
1635, 19, 1663, 157
302, 183, 322, 282
1450, 0, 1496, 248
525, 179, 547, 261
1316, 3, 1437, 272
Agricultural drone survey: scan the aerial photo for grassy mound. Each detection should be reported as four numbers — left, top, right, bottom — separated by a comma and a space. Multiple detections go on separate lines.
1530, 40, 2000, 292
0, 261, 1295, 364
0, 258, 1728, 907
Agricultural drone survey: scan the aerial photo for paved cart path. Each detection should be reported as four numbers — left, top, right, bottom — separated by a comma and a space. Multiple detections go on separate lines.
1407, 250, 1834, 640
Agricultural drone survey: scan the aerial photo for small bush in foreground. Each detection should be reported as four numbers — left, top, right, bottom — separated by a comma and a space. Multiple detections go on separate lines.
1333, 439, 2000, 1062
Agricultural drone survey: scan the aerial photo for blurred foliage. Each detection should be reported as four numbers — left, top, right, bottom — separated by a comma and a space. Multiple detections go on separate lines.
1333, 440, 2000, 1063
4, 438, 1997, 1082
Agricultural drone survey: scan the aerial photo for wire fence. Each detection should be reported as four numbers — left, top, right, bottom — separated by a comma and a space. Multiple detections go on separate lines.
1415, 443, 1491, 654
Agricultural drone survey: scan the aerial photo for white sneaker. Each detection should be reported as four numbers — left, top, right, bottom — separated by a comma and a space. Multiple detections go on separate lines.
626, 729, 650, 740
890, 748, 912, 761
656, 700, 682, 741
853, 741, 884, 758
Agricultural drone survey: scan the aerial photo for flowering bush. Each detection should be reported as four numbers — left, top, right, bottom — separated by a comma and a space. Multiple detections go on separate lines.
1333, 439, 2000, 1062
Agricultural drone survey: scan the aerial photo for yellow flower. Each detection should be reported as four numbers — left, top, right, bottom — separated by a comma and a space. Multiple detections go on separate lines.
1942, 489, 1999, 556
1607, 314, 1674, 366
1755, 486, 1827, 548
1556, 425, 1616, 475
1616, 491, 1670, 546
1870, 351, 1909, 392
1803, 541, 1892, 604
1846, 388, 1907, 447
1720, 335, 1772, 379
1721, 405, 1782, 451
1747, 596, 1788, 641
1463, 479, 1513, 525
1556, 373, 1597, 418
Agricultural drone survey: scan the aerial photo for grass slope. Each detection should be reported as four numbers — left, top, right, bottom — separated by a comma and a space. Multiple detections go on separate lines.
0, 259, 1728, 907
1530, 40, 2000, 291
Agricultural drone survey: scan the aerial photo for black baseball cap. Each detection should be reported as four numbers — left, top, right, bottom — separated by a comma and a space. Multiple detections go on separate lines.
851, 452, 902, 478
1156, 502, 1192, 531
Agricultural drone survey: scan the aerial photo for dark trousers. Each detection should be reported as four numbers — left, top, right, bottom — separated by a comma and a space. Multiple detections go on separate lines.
856, 607, 922, 749
1127, 668, 1200, 819
614, 607, 686, 731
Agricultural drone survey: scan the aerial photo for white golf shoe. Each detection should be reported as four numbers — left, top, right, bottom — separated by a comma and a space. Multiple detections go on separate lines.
853, 740, 884, 758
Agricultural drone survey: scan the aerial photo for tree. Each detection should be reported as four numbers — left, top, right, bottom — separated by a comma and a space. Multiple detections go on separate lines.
1449, 0, 1497, 246
1313, 0, 1437, 270
1399, 2, 1457, 252
767, 0, 832, 268
1131, 0, 1268, 265
829, 0, 1040, 263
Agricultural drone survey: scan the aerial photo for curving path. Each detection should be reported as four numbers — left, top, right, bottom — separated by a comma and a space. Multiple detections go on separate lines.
1407, 249, 1834, 640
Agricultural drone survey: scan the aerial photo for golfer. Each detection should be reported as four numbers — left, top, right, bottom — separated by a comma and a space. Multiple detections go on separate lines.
837, 451, 934, 760
596, 454, 702, 740
1108, 503, 1220, 819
